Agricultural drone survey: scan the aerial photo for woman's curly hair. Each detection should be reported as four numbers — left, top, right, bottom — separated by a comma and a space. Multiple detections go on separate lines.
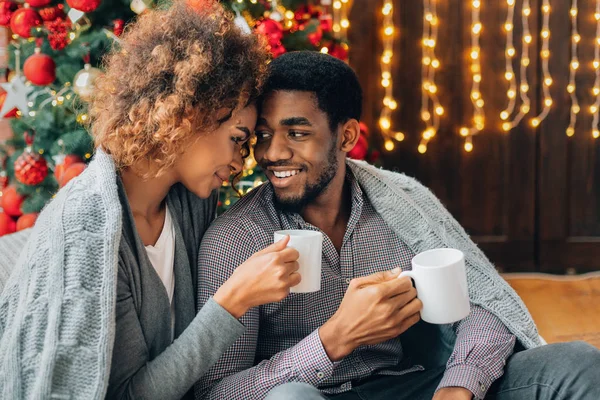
90, 0, 269, 178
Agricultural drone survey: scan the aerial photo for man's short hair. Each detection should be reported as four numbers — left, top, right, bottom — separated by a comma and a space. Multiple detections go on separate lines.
263, 51, 363, 132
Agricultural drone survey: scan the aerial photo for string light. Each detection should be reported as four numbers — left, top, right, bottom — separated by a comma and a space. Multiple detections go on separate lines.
459, 0, 483, 152
332, 0, 350, 41
419, 0, 444, 154
531, 0, 552, 127
500, 0, 518, 131
379, 1, 403, 151
566, 0, 579, 137
592, 0, 600, 139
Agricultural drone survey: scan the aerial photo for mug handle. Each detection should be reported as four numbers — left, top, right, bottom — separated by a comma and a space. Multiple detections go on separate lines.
398, 270, 416, 287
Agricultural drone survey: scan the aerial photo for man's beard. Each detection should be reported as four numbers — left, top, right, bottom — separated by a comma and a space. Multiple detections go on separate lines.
272, 143, 338, 214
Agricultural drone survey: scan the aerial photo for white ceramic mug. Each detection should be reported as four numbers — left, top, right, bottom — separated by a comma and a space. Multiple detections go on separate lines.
274, 230, 323, 293
398, 248, 470, 324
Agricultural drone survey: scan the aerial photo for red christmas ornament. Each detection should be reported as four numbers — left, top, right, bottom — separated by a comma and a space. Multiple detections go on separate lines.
16, 212, 38, 231
359, 122, 370, 138
0, 1, 18, 27
328, 43, 349, 61
59, 162, 86, 187
255, 18, 284, 46
269, 42, 286, 58
0, 171, 8, 189
26, 0, 52, 8
39, 4, 65, 21
113, 18, 124, 36
348, 134, 368, 160
46, 17, 70, 50
66, 0, 102, 13
320, 14, 333, 33
54, 154, 83, 182
14, 149, 49, 186
1, 186, 24, 217
0, 90, 18, 118
10, 7, 42, 38
0, 212, 16, 236
24, 49, 56, 86
368, 149, 381, 163
307, 25, 323, 47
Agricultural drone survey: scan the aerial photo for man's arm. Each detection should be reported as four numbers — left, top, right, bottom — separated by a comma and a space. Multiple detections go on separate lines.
435, 305, 516, 400
195, 220, 336, 400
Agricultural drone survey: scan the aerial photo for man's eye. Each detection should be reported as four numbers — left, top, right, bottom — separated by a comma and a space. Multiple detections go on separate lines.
289, 131, 306, 138
255, 132, 271, 141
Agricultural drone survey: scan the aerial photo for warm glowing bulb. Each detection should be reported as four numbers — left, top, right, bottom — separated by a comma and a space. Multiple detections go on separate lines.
505, 72, 513, 81
542, 4, 550, 13
595, 12, 600, 20
472, 91, 481, 100
504, 23, 513, 32
570, 8, 577, 17
423, 57, 431, 65
507, 90, 516, 99
383, 97, 391, 106
521, 84, 529, 92
334, 1, 342, 9
394, 132, 405, 142
524, 35, 532, 44
590, 105, 598, 113
502, 122, 512, 131
380, 117, 391, 130
418, 144, 427, 154
501, 111, 509, 120
531, 118, 540, 127
425, 12, 433, 22
423, 130, 432, 140
573, 34, 581, 43
573, 105, 580, 114
464, 142, 473, 152
421, 111, 431, 121
382, 71, 391, 80
541, 50, 550, 59
472, 23, 482, 34
541, 30, 550, 39
544, 77, 553, 86
435, 106, 444, 116
594, 60, 600, 69
320, 47, 329, 54
431, 17, 438, 26
470, 49, 479, 60
460, 127, 469, 137
544, 98, 553, 107
567, 84, 575, 93
473, 0, 481, 9
381, 79, 390, 88
474, 74, 482, 83
594, 87, 600, 96
571, 60, 580, 70
507, 0, 515, 5
521, 104, 530, 113
507, 47, 516, 57
476, 99, 485, 108
389, 100, 398, 110
523, 8, 531, 16
566, 127, 574, 137
429, 85, 437, 94
384, 139, 395, 151
431, 59, 440, 69
594, 130, 600, 139
384, 26, 394, 36
522, 57, 530, 66
341, 19, 350, 28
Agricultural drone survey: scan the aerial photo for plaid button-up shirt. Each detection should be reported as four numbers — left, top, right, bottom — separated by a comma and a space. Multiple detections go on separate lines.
196, 173, 516, 400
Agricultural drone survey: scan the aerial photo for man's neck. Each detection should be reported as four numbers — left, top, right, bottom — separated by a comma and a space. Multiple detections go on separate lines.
301, 165, 351, 252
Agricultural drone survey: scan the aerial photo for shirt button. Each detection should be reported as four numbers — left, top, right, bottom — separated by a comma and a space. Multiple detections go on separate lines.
480, 383, 486, 391
316, 371, 325, 379
345, 278, 351, 284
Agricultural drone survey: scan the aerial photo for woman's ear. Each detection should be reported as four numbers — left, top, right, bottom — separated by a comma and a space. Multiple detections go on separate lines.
340, 119, 361, 153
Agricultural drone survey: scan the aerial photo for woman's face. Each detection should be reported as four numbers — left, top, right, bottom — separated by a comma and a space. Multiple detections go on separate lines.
173, 104, 257, 199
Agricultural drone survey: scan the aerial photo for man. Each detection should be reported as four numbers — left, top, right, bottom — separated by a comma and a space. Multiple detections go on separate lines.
195, 52, 600, 400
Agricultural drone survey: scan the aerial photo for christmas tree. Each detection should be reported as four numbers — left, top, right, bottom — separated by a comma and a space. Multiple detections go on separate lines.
0, 0, 137, 235
0, 0, 355, 236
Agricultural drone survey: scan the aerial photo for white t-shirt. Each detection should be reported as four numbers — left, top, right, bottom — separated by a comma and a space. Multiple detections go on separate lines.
145, 205, 176, 339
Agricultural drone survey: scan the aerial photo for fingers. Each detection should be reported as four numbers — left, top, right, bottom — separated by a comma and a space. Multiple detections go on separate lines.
279, 246, 300, 262
287, 271, 302, 287
258, 236, 290, 254
351, 267, 401, 288
378, 276, 414, 299
397, 298, 423, 320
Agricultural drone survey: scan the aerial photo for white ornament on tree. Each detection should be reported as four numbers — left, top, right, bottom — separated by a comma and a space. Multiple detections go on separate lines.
269, 0, 283, 21
234, 10, 251, 34
130, 0, 147, 15
1, 76, 33, 118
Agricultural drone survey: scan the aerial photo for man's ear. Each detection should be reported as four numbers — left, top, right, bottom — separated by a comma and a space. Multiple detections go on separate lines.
340, 119, 361, 153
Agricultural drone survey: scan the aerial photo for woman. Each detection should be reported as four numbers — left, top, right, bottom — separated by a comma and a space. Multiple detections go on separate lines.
0, 2, 300, 399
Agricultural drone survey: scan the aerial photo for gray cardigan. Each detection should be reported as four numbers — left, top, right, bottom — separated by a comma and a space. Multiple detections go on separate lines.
0, 149, 245, 400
